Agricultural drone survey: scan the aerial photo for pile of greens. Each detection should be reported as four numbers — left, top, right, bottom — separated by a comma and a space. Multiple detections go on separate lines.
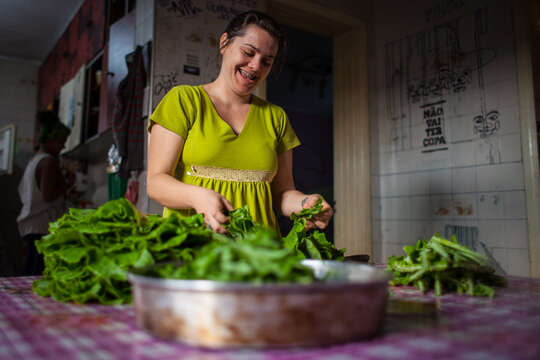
136, 226, 315, 284
283, 198, 345, 260
33, 199, 215, 304
386, 234, 507, 297
34, 197, 343, 304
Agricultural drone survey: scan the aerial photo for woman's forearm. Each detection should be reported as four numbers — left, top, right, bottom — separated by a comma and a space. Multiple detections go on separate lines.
147, 173, 201, 210
277, 189, 306, 217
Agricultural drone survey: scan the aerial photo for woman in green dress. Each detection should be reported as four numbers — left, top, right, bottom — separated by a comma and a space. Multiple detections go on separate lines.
147, 10, 333, 234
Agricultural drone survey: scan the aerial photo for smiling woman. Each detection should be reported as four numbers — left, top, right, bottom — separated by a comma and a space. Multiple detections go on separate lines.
146, 10, 334, 235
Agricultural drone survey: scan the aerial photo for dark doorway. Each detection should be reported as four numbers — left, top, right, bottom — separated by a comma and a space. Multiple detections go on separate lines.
267, 25, 334, 243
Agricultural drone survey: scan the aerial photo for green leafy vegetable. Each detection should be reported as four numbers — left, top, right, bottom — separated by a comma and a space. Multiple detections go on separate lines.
284, 198, 345, 260
138, 227, 315, 284
386, 234, 507, 297
34, 198, 341, 304
33, 199, 215, 304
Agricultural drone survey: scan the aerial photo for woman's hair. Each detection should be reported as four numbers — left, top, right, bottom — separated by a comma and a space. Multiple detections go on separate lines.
37, 111, 71, 144
220, 10, 287, 78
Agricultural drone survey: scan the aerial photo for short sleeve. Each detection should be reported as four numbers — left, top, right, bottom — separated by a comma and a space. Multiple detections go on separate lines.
148, 86, 197, 139
276, 110, 301, 154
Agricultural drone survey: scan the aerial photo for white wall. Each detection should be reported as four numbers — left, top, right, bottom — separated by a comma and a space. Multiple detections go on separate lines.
370, 0, 529, 276
0, 58, 39, 274
0, 58, 39, 168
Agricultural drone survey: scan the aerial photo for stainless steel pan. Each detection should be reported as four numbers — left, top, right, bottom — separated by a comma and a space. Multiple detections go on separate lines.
128, 260, 390, 348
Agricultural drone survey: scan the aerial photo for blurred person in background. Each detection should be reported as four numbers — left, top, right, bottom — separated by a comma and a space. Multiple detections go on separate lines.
17, 111, 76, 275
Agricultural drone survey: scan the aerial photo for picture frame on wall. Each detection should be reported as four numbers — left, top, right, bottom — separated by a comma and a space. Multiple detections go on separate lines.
0, 124, 16, 175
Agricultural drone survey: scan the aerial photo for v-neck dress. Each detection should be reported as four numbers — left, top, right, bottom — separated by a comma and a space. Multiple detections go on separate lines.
148, 85, 301, 231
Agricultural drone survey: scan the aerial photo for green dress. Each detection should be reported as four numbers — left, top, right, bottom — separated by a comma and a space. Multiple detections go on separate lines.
149, 85, 300, 231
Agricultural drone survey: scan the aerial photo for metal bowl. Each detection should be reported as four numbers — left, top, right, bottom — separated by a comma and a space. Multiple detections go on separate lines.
127, 260, 391, 348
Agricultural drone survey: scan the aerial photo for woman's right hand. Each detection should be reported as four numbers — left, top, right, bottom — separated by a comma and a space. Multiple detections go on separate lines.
192, 187, 234, 233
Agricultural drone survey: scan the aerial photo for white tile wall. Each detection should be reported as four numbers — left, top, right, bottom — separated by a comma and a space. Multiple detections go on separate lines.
478, 220, 505, 248
497, 106, 521, 135
410, 196, 431, 219
371, 175, 381, 197
491, 247, 509, 274
474, 137, 502, 165
453, 88, 482, 117
491, 247, 530, 276
409, 172, 430, 195
380, 220, 411, 244
380, 174, 409, 197
503, 220, 528, 249
430, 169, 452, 195
477, 192, 505, 219
452, 141, 475, 167
503, 191, 526, 219
451, 193, 476, 218
371, 0, 530, 275
380, 197, 410, 220
500, 134, 523, 162
372, 220, 382, 245
431, 221, 447, 237
507, 249, 530, 276
450, 115, 473, 142
476, 164, 504, 192
430, 195, 452, 218
501, 163, 525, 191
372, 198, 382, 220
477, 163, 524, 192
410, 220, 432, 241
452, 167, 476, 193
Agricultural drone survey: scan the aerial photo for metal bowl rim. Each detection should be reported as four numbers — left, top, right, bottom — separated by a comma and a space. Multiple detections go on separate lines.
127, 260, 391, 293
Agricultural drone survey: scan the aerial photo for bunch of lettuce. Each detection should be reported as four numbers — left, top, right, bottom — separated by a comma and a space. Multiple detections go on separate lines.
137, 226, 315, 284
386, 234, 507, 297
33, 199, 215, 304
283, 198, 345, 260
140, 205, 339, 283
33, 197, 342, 304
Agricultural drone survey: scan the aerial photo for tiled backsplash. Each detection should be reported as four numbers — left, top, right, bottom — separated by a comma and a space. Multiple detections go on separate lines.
371, 0, 530, 276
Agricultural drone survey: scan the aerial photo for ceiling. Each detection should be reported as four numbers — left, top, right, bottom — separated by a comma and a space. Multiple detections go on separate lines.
0, 0, 85, 64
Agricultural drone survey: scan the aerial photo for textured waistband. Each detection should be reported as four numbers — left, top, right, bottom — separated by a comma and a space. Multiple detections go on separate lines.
187, 165, 275, 183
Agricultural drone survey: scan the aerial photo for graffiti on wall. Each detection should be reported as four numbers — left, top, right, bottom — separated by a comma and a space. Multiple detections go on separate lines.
421, 100, 448, 152
153, 71, 180, 98
425, 0, 465, 23
384, 3, 503, 153
159, 0, 202, 18
153, 0, 257, 107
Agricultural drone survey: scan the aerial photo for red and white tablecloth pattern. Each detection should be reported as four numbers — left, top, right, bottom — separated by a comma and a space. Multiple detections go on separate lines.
1, 276, 539, 360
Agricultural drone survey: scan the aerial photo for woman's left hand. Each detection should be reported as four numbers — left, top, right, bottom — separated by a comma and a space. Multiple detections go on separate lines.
302, 194, 333, 230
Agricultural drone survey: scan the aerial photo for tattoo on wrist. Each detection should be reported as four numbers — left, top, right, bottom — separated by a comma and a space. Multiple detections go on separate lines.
301, 197, 308, 208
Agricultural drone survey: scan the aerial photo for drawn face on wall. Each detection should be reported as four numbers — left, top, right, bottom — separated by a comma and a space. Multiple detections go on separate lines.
473, 110, 500, 137
219, 24, 278, 97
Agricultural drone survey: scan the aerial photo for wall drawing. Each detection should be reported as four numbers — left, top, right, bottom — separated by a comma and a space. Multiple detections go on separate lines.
471, 8, 500, 140
425, 0, 465, 23
421, 100, 448, 152
158, 0, 203, 18
153, 0, 257, 108
154, 71, 180, 98
384, 2, 506, 153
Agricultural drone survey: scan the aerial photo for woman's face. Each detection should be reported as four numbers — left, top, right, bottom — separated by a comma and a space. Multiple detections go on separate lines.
220, 24, 278, 96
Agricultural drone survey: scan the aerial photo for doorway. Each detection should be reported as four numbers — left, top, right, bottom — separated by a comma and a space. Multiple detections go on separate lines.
263, 1, 371, 256
266, 25, 334, 242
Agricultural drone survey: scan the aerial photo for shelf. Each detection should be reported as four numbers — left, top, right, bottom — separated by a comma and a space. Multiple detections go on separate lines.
64, 128, 113, 163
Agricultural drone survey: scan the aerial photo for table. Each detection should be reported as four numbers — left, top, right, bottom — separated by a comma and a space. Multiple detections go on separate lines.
1, 276, 539, 360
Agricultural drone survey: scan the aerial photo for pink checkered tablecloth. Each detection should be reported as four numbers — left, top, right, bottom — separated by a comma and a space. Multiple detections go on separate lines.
1, 276, 539, 360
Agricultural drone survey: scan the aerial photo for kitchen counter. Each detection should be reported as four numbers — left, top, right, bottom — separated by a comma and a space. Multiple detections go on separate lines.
1, 276, 539, 360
